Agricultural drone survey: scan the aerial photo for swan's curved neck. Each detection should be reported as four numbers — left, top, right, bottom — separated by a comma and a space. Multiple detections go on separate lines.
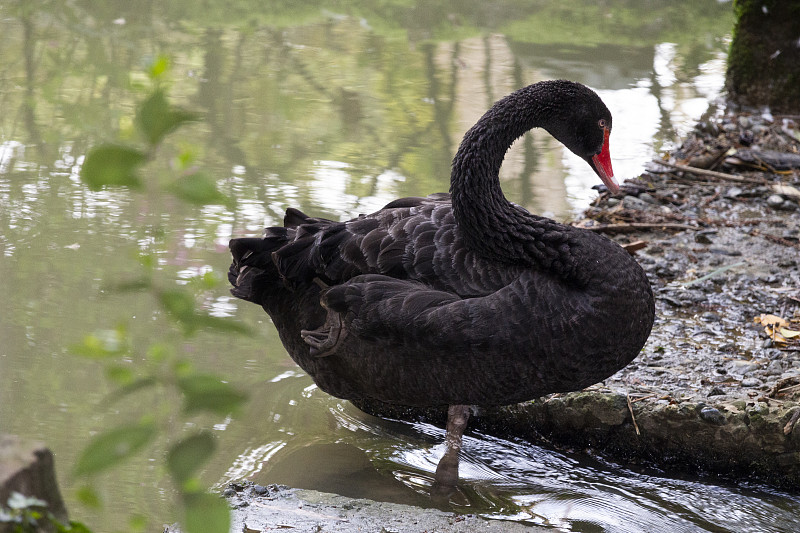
450, 83, 573, 271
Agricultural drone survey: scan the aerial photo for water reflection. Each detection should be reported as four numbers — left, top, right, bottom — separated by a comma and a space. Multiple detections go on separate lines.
6, 1, 797, 532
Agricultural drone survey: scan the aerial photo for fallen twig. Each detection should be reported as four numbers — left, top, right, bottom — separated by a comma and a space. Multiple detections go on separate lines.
627, 394, 641, 436
682, 261, 746, 288
750, 229, 800, 249
768, 376, 800, 398
784, 408, 800, 436
654, 160, 765, 185
584, 222, 698, 233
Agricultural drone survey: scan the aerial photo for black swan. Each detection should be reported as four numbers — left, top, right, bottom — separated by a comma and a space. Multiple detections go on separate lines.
229, 80, 655, 493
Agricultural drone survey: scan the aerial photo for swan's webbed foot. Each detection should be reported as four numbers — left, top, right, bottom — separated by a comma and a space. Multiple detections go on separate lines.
301, 310, 348, 357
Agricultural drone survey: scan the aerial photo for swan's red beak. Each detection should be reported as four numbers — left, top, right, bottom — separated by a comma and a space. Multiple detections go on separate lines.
589, 127, 619, 194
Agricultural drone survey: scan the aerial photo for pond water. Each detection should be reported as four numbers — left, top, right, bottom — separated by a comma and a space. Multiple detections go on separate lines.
2, 1, 799, 531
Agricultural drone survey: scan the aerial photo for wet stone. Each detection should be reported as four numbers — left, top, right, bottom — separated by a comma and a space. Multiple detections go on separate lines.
638, 192, 656, 204
725, 187, 743, 199
695, 233, 714, 244
623, 195, 650, 210
727, 360, 759, 376
697, 404, 726, 425
700, 312, 722, 322
767, 194, 785, 208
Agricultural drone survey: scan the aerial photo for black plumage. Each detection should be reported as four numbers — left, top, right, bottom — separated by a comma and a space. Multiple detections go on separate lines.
229, 80, 655, 486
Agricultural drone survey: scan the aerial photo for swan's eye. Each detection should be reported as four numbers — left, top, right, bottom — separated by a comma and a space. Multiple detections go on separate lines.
598, 119, 607, 130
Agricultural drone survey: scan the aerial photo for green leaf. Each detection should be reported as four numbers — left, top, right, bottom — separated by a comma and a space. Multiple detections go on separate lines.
170, 172, 231, 207
128, 515, 148, 533
159, 289, 196, 323
70, 330, 126, 359
80, 145, 147, 191
148, 55, 170, 80
182, 491, 230, 533
178, 374, 247, 416
74, 422, 156, 476
167, 432, 217, 484
136, 90, 197, 146
59, 520, 94, 533
105, 365, 134, 385
105, 376, 158, 405
75, 486, 101, 509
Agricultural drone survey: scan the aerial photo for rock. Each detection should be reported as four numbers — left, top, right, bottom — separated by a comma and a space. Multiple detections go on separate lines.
741, 378, 762, 388
638, 192, 656, 204
727, 360, 759, 376
779, 200, 797, 211
725, 187, 744, 199
227, 485, 544, 533
695, 233, 714, 244
623, 195, 650, 210
0, 435, 68, 530
606, 197, 620, 207
697, 404, 727, 425
767, 194, 785, 208
738, 116, 751, 129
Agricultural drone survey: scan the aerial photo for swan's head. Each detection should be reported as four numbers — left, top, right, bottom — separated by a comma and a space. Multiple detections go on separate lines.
541, 81, 619, 194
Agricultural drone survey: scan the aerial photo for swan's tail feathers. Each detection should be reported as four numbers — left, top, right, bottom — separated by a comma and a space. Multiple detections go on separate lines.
228, 229, 288, 303
272, 222, 350, 286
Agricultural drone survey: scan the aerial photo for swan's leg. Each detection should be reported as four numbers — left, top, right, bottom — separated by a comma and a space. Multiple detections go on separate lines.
431, 404, 471, 500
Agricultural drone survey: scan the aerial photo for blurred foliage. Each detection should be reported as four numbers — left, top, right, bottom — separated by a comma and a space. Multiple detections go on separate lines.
0, 492, 91, 533
67, 59, 250, 533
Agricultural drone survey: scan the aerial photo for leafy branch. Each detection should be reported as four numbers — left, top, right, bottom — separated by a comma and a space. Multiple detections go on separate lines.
69, 56, 249, 533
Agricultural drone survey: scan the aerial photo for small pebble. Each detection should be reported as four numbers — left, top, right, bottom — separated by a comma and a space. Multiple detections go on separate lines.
606, 198, 620, 207
697, 404, 726, 425
738, 116, 751, 129
707, 386, 725, 397
700, 312, 721, 322
766, 194, 785, 208
223, 487, 237, 497
741, 377, 762, 387
779, 200, 797, 211
253, 484, 269, 495
623, 195, 650, 210
638, 192, 656, 204
725, 187, 743, 199
695, 233, 713, 244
